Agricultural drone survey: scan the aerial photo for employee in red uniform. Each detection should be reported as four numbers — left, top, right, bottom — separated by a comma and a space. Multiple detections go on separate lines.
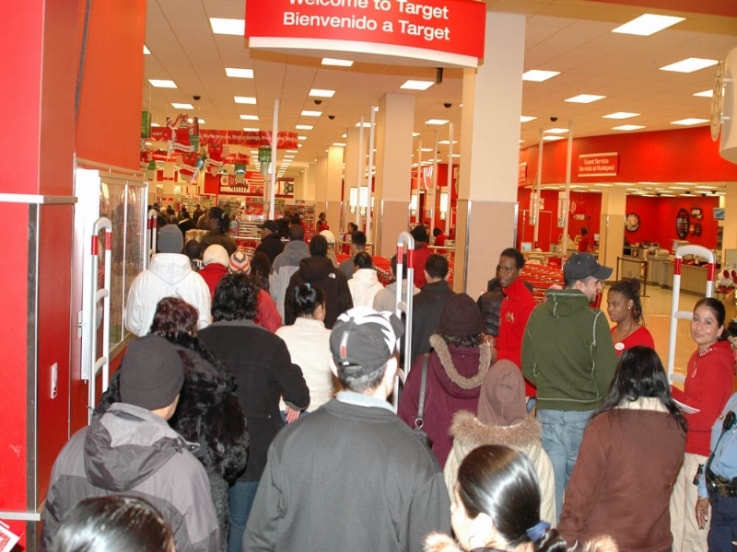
577, 227, 593, 252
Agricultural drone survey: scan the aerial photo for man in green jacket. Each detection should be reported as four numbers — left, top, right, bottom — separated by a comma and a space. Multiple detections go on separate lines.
522, 253, 617, 520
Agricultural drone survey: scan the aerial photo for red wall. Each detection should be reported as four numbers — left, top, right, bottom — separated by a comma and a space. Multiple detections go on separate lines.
519, 127, 737, 185
624, 195, 720, 250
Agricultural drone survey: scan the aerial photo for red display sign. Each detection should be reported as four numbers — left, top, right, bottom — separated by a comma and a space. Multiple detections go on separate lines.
577, 152, 618, 177
149, 128, 299, 149
245, 0, 486, 67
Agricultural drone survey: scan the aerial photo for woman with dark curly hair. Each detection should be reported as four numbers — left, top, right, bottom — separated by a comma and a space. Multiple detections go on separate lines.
198, 272, 310, 552
606, 278, 654, 355
558, 346, 686, 551
97, 297, 248, 551
398, 293, 493, 466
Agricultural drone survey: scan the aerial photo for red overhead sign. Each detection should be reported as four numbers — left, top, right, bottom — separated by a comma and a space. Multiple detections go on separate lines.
245, 0, 486, 68
577, 152, 618, 177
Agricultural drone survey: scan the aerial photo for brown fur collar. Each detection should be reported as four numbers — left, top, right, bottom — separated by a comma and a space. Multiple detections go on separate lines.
429, 334, 491, 389
424, 532, 619, 552
424, 533, 462, 552
450, 410, 541, 450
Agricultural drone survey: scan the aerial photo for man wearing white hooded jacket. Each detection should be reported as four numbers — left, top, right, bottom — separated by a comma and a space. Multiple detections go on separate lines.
125, 224, 211, 335
348, 251, 384, 308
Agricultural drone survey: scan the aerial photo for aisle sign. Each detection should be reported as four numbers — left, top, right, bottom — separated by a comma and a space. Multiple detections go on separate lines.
245, 0, 486, 68
577, 152, 618, 177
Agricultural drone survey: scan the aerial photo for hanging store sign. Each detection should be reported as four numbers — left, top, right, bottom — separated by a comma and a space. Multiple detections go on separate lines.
577, 152, 618, 177
245, 0, 486, 68
149, 128, 299, 149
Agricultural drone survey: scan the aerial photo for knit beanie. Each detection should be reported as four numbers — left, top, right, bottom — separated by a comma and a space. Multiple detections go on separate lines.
437, 293, 483, 337
477, 360, 527, 427
203, 244, 229, 268
229, 249, 251, 273
157, 224, 184, 253
320, 229, 336, 244
120, 335, 184, 410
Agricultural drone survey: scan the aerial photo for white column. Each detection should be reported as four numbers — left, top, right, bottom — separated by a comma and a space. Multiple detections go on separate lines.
599, 188, 626, 278
455, 12, 525, 295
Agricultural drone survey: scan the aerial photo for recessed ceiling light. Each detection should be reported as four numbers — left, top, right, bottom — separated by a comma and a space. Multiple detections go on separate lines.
611, 13, 684, 36
322, 58, 353, 67
149, 79, 177, 88
671, 118, 708, 125
693, 90, 712, 98
298, 135, 307, 140
309, 88, 335, 98
243, 127, 259, 132
544, 128, 569, 134
239, 115, 259, 121
438, 140, 458, 145
234, 96, 257, 104
355, 122, 372, 128
296, 124, 313, 130
286, 149, 298, 153
171, 103, 193, 109
151, 122, 160, 127
401, 80, 434, 91
603, 112, 639, 119
209, 17, 245, 36
520, 115, 537, 123
425, 119, 449, 125
565, 94, 605, 104
612, 124, 645, 131
420, 147, 434, 152
543, 135, 565, 141
412, 132, 421, 137
522, 70, 560, 82
143, 45, 151, 55
660, 58, 717, 73
225, 67, 254, 79
333, 142, 347, 147
301, 110, 322, 117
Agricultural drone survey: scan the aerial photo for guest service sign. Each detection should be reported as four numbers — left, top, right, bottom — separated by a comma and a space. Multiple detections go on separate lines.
245, 0, 486, 68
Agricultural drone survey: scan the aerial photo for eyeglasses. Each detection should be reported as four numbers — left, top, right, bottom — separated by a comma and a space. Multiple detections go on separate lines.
724, 410, 736, 432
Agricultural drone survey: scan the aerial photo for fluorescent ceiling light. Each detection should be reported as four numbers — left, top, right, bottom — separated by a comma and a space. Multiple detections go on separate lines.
209, 17, 245, 36
671, 118, 708, 125
660, 58, 717, 73
234, 96, 257, 104
603, 112, 639, 119
693, 90, 712, 98
412, 132, 421, 137
420, 147, 434, 152
355, 122, 372, 128
322, 57, 353, 67
333, 142, 347, 147
309, 88, 335, 98
225, 67, 254, 78
143, 45, 151, 55
298, 135, 307, 140
612, 13, 684, 36
243, 127, 259, 132
438, 140, 458, 144
522, 70, 560, 82
296, 124, 313, 130
286, 149, 299, 153
543, 135, 565, 141
400, 80, 434, 91
151, 122, 160, 127
520, 115, 537, 123
544, 128, 569, 134
240, 115, 259, 121
612, 124, 645, 131
565, 94, 605, 104
171, 103, 193, 109
149, 79, 177, 88
301, 110, 322, 117
425, 119, 449, 125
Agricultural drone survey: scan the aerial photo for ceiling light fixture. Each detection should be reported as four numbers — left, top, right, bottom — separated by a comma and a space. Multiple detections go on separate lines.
143, 45, 151, 55
400, 80, 434, 91
660, 58, 717, 73
603, 112, 639, 119
322, 57, 353, 67
425, 118, 449, 125
296, 124, 313, 130
301, 110, 322, 117
565, 94, 605, 104
149, 79, 177, 88
225, 67, 254, 79
693, 90, 713, 98
612, 124, 645, 131
239, 114, 259, 121
209, 17, 245, 36
309, 88, 336, 98
671, 118, 708, 125
171, 102, 194, 109
522, 70, 560, 82
612, 13, 684, 36
234, 96, 257, 104
520, 115, 537, 123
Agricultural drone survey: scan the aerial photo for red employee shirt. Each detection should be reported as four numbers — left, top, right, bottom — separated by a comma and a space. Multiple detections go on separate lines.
496, 277, 537, 396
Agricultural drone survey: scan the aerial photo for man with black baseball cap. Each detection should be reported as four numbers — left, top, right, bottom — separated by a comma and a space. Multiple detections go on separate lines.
245, 307, 450, 552
40, 335, 219, 552
521, 253, 617, 519
254, 219, 284, 264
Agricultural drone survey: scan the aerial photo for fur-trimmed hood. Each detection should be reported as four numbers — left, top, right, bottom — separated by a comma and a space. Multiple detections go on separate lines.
423, 532, 619, 552
450, 409, 541, 451
428, 334, 491, 393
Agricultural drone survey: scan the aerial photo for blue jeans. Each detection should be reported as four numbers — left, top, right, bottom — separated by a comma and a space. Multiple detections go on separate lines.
708, 492, 737, 552
228, 480, 259, 552
537, 409, 592, 521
